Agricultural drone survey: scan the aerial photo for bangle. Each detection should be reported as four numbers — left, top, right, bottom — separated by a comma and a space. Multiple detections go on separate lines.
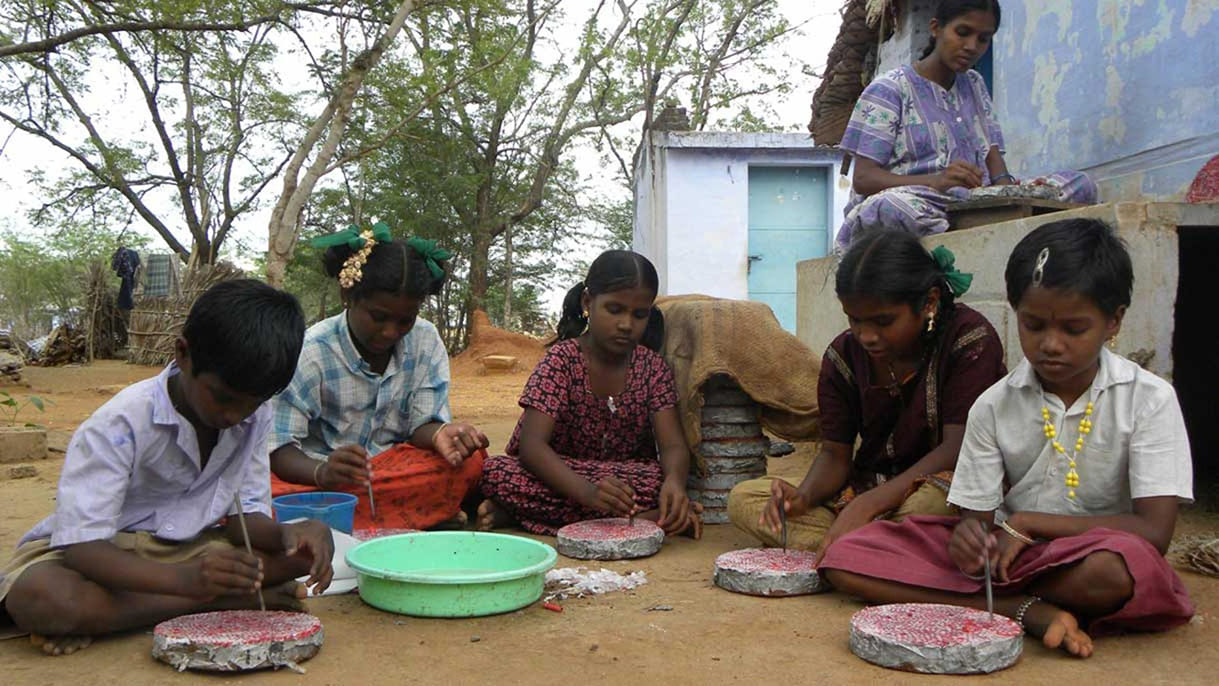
999, 520, 1036, 545
1014, 595, 1041, 629
993, 173, 1017, 184
313, 461, 325, 487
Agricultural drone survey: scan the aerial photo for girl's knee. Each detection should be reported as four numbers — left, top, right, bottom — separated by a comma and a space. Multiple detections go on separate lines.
1077, 550, 1134, 609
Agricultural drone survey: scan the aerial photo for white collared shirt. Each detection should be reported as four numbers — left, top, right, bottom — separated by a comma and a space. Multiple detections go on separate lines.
20, 364, 273, 547
948, 348, 1193, 517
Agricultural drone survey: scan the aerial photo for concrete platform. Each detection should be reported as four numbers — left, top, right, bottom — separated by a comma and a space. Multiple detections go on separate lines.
796, 202, 1219, 380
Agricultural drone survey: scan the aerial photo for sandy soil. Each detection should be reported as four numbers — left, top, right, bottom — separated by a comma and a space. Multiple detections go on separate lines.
2, 361, 1218, 685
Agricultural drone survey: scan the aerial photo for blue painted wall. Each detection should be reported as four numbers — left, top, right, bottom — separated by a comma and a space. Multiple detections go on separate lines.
995, 1, 1219, 200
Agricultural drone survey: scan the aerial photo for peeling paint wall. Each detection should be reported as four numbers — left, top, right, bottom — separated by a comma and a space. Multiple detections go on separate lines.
997, 0, 1219, 200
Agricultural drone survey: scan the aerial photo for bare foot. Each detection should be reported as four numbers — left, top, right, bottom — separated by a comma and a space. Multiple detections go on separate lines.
1024, 600, 1094, 658
475, 499, 514, 531
30, 633, 92, 656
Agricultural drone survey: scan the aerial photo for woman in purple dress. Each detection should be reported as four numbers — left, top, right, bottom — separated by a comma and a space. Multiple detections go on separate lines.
835, 0, 1096, 250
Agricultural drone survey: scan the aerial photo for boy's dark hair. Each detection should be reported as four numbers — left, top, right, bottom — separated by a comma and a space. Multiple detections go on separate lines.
1005, 218, 1133, 316
323, 239, 446, 301
920, 0, 1002, 59
553, 249, 665, 352
837, 230, 959, 315
182, 279, 306, 397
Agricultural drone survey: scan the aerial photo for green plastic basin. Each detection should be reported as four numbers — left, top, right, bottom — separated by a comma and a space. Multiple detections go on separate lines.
345, 531, 557, 617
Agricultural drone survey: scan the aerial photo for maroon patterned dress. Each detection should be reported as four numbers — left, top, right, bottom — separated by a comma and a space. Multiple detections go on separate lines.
481, 339, 679, 534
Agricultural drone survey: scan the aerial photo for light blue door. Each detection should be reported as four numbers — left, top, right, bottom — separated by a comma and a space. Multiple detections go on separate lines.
747, 166, 830, 332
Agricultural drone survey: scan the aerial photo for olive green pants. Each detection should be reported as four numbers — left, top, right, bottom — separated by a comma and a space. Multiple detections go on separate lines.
726, 476, 956, 551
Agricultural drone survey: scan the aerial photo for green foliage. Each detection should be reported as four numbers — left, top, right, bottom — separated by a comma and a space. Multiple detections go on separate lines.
0, 390, 50, 428
0, 223, 148, 339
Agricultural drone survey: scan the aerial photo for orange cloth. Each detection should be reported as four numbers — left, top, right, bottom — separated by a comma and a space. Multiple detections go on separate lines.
271, 444, 485, 531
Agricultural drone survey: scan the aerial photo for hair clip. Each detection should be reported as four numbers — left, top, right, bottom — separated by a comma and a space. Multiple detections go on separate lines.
1032, 247, 1050, 287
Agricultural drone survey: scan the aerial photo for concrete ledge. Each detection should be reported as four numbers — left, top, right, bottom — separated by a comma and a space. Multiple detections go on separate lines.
796, 202, 1219, 379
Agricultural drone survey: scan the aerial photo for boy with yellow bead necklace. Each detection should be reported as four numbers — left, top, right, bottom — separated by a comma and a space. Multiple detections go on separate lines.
818, 218, 1194, 659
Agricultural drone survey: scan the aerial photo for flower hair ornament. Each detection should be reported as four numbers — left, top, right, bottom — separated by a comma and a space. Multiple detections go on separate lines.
310, 221, 394, 289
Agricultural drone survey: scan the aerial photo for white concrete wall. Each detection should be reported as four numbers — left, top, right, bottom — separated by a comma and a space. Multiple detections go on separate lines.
796, 203, 1219, 380
633, 131, 848, 299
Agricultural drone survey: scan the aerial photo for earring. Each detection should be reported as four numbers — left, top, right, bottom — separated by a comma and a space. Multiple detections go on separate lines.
926, 314, 936, 333
582, 310, 589, 318
1107, 335, 1118, 350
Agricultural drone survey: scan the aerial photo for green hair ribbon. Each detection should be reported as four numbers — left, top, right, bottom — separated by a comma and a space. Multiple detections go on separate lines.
406, 237, 452, 279
309, 221, 393, 250
930, 245, 973, 296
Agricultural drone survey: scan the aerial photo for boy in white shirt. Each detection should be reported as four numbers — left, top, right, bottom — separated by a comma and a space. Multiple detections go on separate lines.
0, 280, 334, 655
818, 218, 1194, 659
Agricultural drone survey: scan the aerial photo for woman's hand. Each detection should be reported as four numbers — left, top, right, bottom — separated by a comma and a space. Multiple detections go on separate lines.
582, 476, 636, 516
949, 517, 997, 577
282, 519, 335, 594
656, 476, 693, 536
319, 444, 370, 487
760, 479, 812, 536
930, 160, 985, 192
432, 421, 490, 466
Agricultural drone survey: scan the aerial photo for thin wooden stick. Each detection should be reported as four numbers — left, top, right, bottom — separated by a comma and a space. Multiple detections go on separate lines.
232, 492, 266, 611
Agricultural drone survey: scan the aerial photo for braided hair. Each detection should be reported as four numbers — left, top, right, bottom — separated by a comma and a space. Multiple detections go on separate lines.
553, 250, 665, 352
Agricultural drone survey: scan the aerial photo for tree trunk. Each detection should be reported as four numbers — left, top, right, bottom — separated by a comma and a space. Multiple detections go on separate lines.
465, 228, 492, 342
502, 221, 513, 327
264, 0, 419, 286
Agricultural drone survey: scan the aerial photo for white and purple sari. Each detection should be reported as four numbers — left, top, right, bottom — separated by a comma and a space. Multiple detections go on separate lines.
836, 65, 1096, 250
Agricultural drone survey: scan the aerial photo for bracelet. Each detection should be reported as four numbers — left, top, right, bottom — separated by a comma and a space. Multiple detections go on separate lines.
1014, 595, 1041, 629
993, 173, 1017, 184
313, 461, 325, 487
999, 520, 1036, 545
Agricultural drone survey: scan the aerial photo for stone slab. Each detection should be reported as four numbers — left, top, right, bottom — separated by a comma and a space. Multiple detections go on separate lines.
0, 427, 46, 464
713, 548, 824, 596
700, 423, 763, 440
701, 456, 768, 475
849, 603, 1023, 675
556, 518, 665, 560
152, 611, 323, 673
696, 438, 768, 458
702, 388, 754, 406
700, 406, 760, 425
685, 488, 730, 508
3, 463, 37, 480
700, 507, 730, 525
688, 473, 756, 491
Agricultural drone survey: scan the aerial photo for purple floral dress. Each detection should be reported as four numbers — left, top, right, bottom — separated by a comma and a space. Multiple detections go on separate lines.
836, 65, 1096, 249
480, 339, 679, 534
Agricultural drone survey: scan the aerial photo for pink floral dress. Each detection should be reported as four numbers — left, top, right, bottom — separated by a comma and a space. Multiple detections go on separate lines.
480, 339, 679, 534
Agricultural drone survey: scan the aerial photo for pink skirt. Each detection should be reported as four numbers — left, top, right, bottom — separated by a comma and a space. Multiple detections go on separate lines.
818, 515, 1194, 636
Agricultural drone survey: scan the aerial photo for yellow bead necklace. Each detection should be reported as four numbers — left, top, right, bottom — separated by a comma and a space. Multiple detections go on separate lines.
1041, 401, 1093, 498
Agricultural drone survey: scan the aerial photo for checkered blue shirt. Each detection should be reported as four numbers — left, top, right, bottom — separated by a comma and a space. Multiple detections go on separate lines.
270, 312, 452, 461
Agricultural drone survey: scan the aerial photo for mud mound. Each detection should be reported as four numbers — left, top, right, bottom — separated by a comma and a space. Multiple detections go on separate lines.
451, 310, 547, 375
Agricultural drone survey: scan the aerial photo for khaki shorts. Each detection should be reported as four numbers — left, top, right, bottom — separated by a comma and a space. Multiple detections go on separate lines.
0, 530, 233, 605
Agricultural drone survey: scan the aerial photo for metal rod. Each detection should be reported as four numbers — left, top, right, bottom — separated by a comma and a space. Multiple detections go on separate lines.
780, 504, 788, 552
232, 492, 266, 611
367, 481, 377, 521
984, 557, 994, 620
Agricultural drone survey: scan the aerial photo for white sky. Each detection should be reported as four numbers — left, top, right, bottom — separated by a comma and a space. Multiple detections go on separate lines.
0, 1, 844, 313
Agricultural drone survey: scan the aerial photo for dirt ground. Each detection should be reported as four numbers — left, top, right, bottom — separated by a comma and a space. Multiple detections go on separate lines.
3, 360, 1219, 685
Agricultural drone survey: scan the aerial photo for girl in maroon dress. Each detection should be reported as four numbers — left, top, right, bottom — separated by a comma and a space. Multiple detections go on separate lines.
478, 250, 702, 537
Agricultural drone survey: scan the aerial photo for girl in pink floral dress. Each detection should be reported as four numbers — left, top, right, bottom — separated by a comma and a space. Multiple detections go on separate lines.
478, 251, 702, 537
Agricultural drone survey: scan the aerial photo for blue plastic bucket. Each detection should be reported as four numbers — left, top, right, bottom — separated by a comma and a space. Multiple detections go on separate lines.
272, 492, 358, 533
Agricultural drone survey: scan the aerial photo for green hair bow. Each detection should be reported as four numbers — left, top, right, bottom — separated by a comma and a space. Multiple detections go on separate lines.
406, 237, 452, 280
930, 246, 973, 296
309, 221, 393, 250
